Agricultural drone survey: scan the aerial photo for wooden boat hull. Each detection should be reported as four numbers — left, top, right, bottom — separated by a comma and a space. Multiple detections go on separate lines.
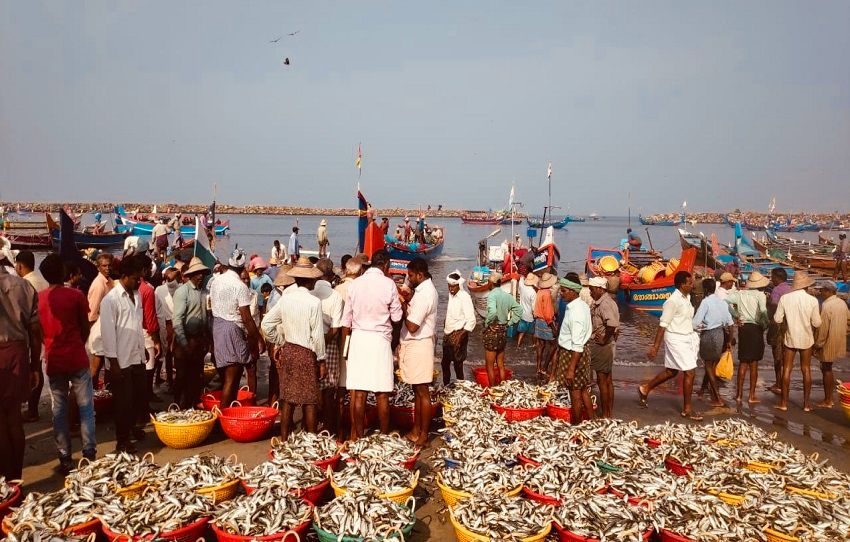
500, 217, 522, 225
527, 217, 569, 229
51, 230, 128, 250
385, 239, 444, 261
461, 216, 503, 225
806, 256, 836, 270
2, 232, 52, 249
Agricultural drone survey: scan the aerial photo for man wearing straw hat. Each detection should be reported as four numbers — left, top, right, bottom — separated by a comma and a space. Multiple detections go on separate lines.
261, 257, 326, 439
774, 271, 821, 412
639, 271, 703, 421
172, 257, 210, 409
813, 281, 850, 408
725, 271, 770, 405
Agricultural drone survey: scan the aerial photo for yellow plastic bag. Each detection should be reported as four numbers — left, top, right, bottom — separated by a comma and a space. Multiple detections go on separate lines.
716, 350, 734, 380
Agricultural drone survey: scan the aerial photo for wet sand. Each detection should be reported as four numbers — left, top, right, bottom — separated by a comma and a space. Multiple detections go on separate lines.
16, 348, 850, 541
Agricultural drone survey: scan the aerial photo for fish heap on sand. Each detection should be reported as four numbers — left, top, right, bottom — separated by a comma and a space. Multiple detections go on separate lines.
435, 378, 850, 541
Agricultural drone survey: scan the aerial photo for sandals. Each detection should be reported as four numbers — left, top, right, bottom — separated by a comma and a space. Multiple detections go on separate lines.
680, 411, 704, 421
637, 387, 648, 409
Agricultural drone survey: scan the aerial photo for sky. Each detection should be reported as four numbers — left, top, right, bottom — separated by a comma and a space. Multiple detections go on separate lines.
1, 1, 848, 215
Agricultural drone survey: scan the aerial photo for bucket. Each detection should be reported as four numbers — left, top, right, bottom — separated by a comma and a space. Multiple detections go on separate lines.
638, 262, 665, 284
598, 256, 619, 273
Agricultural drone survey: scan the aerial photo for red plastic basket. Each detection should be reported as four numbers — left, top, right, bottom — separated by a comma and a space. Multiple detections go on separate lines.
102, 516, 209, 542
523, 486, 562, 506
400, 452, 419, 471
517, 454, 542, 468
553, 522, 653, 542
659, 529, 696, 542
217, 404, 279, 442
0, 484, 21, 522
491, 403, 545, 422
473, 367, 514, 387
211, 520, 307, 542
201, 388, 256, 411
267, 449, 342, 473
645, 438, 662, 449
664, 457, 694, 477
389, 402, 441, 431
2, 516, 101, 538
242, 478, 330, 505
546, 404, 573, 423
607, 486, 651, 508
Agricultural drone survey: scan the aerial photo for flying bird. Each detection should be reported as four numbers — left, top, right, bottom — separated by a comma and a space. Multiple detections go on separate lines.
283, 58, 290, 66
287, 31, 300, 36
269, 36, 282, 43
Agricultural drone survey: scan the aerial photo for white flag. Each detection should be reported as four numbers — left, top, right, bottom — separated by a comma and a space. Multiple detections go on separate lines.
508, 185, 515, 206
682, 200, 687, 208
547, 162, 552, 180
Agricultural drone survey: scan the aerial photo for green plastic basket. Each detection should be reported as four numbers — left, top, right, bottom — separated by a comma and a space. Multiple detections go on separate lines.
595, 460, 623, 474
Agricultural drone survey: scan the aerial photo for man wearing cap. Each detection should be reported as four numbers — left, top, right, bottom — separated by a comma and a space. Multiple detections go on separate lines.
341, 249, 402, 439
813, 281, 850, 408
172, 258, 209, 409
262, 257, 326, 440
483, 272, 523, 386
399, 258, 439, 446
443, 270, 476, 385
288, 227, 301, 264
640, 271, 703, 420
0, 254, 42, 479
317, 219, 330, 258
725, 271, 770, 405
532, 272, 559, 379
209, 249, 265, 410
716, 272, 736, 301
154, 266, 181, 389
834, 233, 849, 281
312, 259, 344, 433
588, 276, 619, 418
552, 276, 594, 420
87, 253, 114, 389
774, 271, 821, 412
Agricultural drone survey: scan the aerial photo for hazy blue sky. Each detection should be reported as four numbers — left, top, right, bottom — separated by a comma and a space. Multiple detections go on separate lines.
1, 1, 848, 214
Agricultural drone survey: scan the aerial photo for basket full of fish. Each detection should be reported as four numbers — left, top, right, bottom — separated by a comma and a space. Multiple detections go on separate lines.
330, 460, 419, 505
64, 452, 158, 499
0, 477, 22, 522
449, 493, 553, 542
436, 457, 526, 507
389, 381, 442, 431
522, 461, 604, 506
312, 490, 416, 541
342, 432, 420, 470
214, 400, 279, 443
97, 485, 214, 542
242, 457, 330, 505
488, 380, 552, 422
437, 379, 491, 412
552, 492, 654, 542
269, 431, 342, 472
151, 404, 217, 449
158, 453, 243, 504
211, 485, 313, 541
2, 488, 103, 539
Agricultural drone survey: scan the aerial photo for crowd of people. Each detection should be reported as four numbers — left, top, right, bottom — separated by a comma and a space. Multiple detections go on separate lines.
1, 229, 849, 482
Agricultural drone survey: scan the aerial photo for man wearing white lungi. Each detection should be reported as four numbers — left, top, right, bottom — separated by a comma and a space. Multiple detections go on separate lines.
341, 250, 402, 440
399, 258, 438, 446
638, 271, 703, 420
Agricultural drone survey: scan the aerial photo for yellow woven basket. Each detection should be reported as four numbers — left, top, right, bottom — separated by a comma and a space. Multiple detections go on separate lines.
330, 471, 419, 505
114, 480, 149, 499
196, 478, 240, 504
764, 527, 800, 542
744, 460, 778, 474
151, 412, 217, 449
436, 475, 522, 508
448, 509, 551, 542
785, 485, 837, 500
706, 488, 744, 506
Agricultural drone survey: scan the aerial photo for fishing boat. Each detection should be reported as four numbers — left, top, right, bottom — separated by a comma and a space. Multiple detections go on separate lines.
45, 214, 127, 250
385, 226, 445, 261
114, 207, 230, 236
461, 212, 504, 225
500, 216, 523, 225
0, 231, 52, 249
526, 216, 569, 229
586, 246, 697, 316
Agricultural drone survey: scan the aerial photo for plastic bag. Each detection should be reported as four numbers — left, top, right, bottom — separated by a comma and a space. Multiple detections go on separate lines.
716, 349, 734, 380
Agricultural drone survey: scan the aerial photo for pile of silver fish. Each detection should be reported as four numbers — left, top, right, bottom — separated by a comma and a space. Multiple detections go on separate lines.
64, 452, 157, 496
152, 407, 214, 424
96, 486, 214, 537
607, 467, 696, 500
270, 430, 339, 463
6, 489, 99, 533
651, 493, 746, 540
437, 380, 490, 410
554, 492, 653, 542
314, 490, 414, 539
92, 388, 111, 401
342, 432, 418, 462
547, 388, 572, 408
333, 460, 415, 494
213, 486, 312, 536
242, 458, 327, 491
157, 453, 242, 490
439, 457, 524, 494
0, 476, 18, 502
488, 380, 551, 409
390, 381, 442, 407
2, 529, 88, 542
524, 461, 604, 498
451, 493, 553, 540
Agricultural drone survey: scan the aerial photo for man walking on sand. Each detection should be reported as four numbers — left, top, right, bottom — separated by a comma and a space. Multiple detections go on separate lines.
774, 271, 821, 412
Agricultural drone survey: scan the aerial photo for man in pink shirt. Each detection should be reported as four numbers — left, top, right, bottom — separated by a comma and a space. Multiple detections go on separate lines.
87, 253, 114, 389
341, 250, 402, 440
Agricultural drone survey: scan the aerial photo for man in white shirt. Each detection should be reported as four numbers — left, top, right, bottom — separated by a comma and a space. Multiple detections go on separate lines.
774, 271, 822, 412
551, 277, 594, 420
261, 257, 326, 440
716, 272, 737, 301
639, 271, 703, 420
399, 258, 438, 446
100, 255, 154, 453
154, 266, 180, 389
210, 249, 265, 409
442, 270, 476, 385
516, 269, 536, 348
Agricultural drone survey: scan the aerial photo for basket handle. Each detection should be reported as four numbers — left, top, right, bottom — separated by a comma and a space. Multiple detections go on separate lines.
142, 451, 155, 464
211, 405, 222, 417
239, 384, 250, 392
204, 392, 216, 400
229, 400, 242, 408
167, 403, 181, 412
381, 526, 405, 541
318, 429, 332, 438
270, 400, 280, 410
226, 453, 238, 465
270, 436, 282, 447
809, 452, 819, 461
76, 457, 92, 470
281, 530, 301, 542
405, 495, 417, 514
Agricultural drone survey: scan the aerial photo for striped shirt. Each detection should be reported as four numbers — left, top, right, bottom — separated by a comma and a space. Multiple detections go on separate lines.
261, 286, 326, 360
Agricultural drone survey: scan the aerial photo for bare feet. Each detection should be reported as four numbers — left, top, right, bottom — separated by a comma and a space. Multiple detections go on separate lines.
404, 431, 420, 443
767, 385, 781, 395
747, 398, 761, 404
815, 401, 833, 408
637, 386, 648, 408
710, 400, 726, 408
803, 405, 813, 412
774, 405, 788, 412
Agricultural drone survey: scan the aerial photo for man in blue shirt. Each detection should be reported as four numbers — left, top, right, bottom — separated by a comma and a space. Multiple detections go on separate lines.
693, 278, 734, 407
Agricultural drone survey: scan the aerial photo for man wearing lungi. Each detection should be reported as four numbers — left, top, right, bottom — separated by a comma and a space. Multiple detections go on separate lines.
399, 258, 438, 446
341, 250, 402, 440
639, 271, 703, 421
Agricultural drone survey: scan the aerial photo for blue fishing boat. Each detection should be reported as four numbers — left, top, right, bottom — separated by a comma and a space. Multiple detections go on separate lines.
50, 229, 127, 250
114, 207, 230, 236
385, 227, 445, 261
526, 216, 570, 229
